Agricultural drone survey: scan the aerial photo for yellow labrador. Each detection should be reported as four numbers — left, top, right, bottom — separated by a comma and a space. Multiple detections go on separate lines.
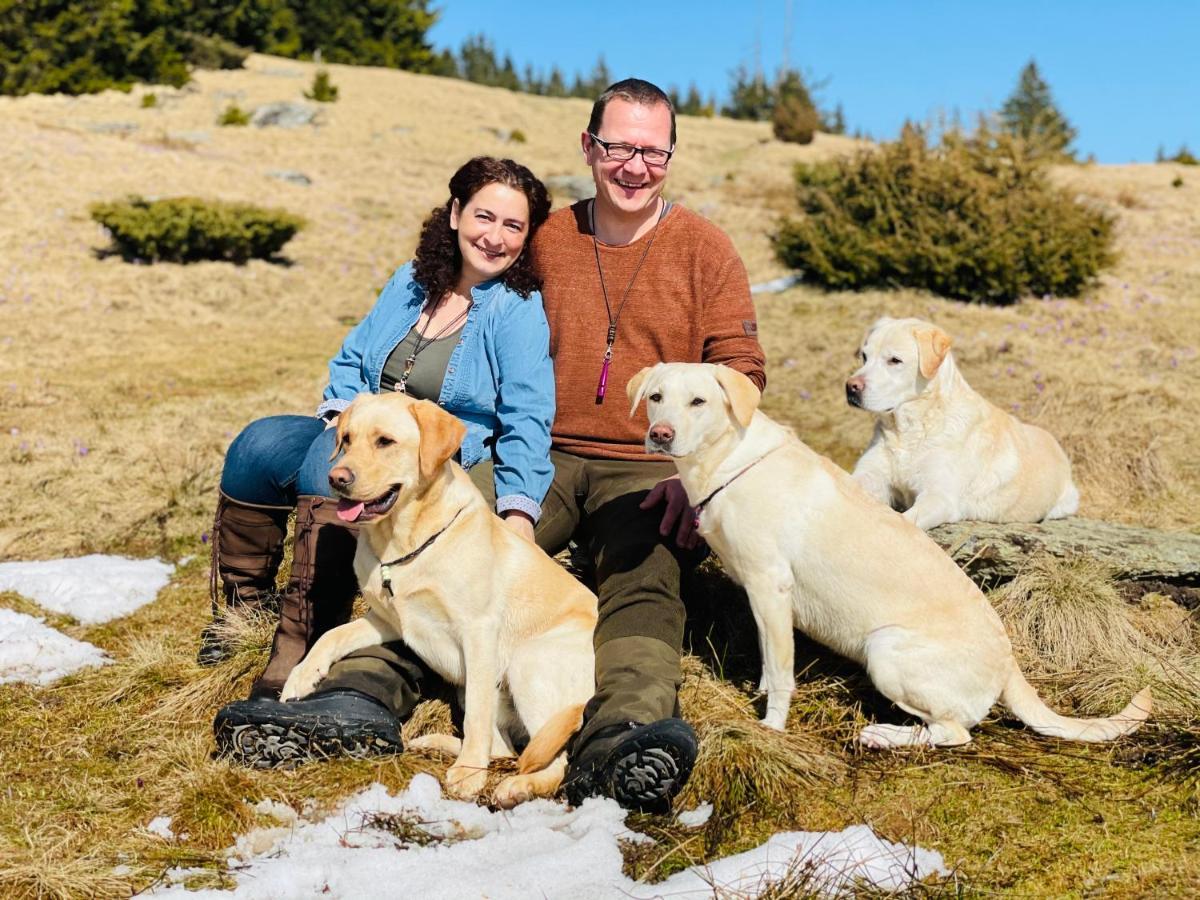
628, 363, 1148, 747
845, 316, 1078, 530
280, 392, 597, 806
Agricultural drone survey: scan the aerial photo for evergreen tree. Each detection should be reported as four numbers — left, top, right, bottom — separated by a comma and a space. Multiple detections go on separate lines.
999, 60, 1077, 161
545, 65, 567, 97
722, 65, 773, 120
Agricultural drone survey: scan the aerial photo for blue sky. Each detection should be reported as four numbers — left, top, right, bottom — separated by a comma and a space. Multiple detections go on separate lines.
428, 0, 1198, 164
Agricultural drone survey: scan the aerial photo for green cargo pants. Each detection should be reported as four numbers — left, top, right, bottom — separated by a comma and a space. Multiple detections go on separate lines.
315, 448, 701, 753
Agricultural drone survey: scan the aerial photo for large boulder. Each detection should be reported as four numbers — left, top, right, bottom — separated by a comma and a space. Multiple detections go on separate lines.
251, 102, 318, 129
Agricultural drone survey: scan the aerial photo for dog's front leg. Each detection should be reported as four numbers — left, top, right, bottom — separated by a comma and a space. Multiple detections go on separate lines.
743, 574, 796, 731
851, 440, 894, 507
902, 490, 958, 530
279, 610, 401, 702
444, 625, 498, 800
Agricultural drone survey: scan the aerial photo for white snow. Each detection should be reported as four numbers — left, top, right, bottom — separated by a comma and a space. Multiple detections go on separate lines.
152, 774, 946, 899
677, 802, 713, 827
146, 816, 176, 840
0, 554, 174, 625
0, 608, 111, 685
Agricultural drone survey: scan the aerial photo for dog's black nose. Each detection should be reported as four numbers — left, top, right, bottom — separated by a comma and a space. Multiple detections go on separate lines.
845, 377, 865, 407
329, 466, 355, 490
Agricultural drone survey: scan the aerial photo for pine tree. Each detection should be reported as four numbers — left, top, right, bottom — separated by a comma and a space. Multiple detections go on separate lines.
545, 66, 567, 97
999, 60, 1077, 161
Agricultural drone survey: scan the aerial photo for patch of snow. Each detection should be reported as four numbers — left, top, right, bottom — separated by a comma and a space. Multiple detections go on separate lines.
677, 802, 713, 828
146, 816, 175, 840
0, 608, 110, 685
0, 555, 174, 624
151, 773, 946, 899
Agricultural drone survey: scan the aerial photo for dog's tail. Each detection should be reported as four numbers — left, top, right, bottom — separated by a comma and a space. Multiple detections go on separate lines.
1001, 667, 1151, 742
517, 703, 586, 774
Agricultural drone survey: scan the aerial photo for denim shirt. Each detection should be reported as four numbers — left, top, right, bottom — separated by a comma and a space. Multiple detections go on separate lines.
317, 262, 555, 522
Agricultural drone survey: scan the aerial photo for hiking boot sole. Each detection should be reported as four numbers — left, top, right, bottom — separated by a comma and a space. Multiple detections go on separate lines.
214, 702, 402, 769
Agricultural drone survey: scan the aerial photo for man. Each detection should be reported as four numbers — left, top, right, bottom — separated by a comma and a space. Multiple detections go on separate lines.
214, 78, 766, 812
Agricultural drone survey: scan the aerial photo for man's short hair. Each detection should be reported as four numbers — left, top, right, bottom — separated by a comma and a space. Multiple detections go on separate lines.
588, 78, 677, 147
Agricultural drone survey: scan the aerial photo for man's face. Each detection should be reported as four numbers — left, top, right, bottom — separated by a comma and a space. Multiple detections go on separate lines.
583, 98, 673, 221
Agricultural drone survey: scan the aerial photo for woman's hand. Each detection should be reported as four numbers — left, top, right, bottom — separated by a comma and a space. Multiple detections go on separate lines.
500, 511, 536, 543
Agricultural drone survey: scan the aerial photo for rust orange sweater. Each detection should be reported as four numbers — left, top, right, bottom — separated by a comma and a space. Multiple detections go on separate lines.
533, 201, 766, 461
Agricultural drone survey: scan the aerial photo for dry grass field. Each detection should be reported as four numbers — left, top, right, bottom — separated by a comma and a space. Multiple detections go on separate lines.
1, 55, 1198, 897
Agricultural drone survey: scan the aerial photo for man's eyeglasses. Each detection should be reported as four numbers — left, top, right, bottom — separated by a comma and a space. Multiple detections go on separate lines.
588, 133, 674, 167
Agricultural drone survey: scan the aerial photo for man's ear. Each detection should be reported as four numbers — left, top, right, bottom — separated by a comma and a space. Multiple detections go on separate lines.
626, 366, 655, 417
409, 400, 467, 481
914, 327, 952, 379
713, 366, 760, 428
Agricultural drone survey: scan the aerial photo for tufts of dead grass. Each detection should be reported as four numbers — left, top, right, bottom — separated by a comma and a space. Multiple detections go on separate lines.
679, 656, 847, 822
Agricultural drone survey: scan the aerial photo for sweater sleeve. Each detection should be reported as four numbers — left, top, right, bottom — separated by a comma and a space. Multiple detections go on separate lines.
700, 239, 767, 392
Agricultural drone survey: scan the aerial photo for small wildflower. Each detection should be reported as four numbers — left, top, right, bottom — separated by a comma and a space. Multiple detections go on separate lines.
798, 390, 812, 400
201, 533, 209, 544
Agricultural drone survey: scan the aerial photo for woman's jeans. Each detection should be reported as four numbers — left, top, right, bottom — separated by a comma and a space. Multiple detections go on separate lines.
220, 415, 337, 505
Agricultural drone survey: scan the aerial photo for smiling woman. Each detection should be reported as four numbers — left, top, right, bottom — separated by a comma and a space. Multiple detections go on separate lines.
198, 157, 556, 710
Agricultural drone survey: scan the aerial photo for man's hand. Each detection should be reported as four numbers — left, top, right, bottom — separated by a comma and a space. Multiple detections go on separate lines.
500, 510, 536, 543
640, 475, 702, 549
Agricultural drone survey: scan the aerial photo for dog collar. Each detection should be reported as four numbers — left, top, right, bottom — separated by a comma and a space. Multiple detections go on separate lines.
692, 446, 784, 528
378, 504, 468, 596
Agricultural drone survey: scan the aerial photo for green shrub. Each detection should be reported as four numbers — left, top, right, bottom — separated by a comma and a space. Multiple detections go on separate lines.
90, 196, 305, 264
1172, 175, 1185, 188
771, 94, 819, 144
509, 128, 527, 144
772, 123, 1116, 304
182, 32, 250, 70
304, 69, 339, 102
1157, 144, 1199, 166
141, 93, 158, 108
218, 104, 251, 126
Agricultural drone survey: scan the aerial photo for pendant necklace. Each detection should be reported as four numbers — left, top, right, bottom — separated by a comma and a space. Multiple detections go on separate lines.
395, 296, 472, 394
590, 198, 666, 404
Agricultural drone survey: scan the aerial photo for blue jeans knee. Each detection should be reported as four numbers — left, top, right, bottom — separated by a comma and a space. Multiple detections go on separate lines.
220, 415, 332, 506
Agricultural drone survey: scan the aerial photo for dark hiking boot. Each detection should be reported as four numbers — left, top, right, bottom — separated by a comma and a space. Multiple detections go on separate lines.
213, 690, 401, 768
562, 718, 697, 813
249, 495, 360, 699
198, 493, 290, 667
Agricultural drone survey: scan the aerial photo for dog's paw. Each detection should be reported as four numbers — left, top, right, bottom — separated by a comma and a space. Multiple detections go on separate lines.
760, 712, 787, 731
279, 665, 323, 702
857, 723, 932, 749
444, 763, 488, 800
493, 773, 538, 808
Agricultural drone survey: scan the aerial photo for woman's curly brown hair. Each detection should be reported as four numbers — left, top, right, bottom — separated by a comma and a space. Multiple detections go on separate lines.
412, 156, 551, 304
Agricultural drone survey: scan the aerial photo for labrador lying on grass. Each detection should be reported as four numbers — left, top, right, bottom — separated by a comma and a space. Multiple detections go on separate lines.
280, 392, 597, 806
628, 363, 1149, 747
845, 316, 1079, 530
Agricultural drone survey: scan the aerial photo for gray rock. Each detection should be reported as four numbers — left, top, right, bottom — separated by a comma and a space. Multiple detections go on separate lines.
545, 175, 595, 201
750, 273, 803, 294
929, 518, 1200, 585
265, 169, 312, 186
260, 68, 304, 78
85, 122, 138, 136
251, 101, 318, 128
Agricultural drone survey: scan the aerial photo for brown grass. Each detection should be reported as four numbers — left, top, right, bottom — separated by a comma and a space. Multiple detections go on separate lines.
2, 55, 1199, 896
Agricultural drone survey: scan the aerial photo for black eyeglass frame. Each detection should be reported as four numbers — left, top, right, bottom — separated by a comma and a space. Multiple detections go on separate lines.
587, 133, 675, 167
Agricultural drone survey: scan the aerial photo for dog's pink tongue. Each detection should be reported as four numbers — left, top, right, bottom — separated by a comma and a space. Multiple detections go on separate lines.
336, 499, 365, 522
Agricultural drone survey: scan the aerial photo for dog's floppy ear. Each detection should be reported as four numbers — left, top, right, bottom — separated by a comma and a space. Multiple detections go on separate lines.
626, 366, 655, 417
713, 365, 761, 428
329, 404, 354, 460
914, 327, 952, 379
409, 400, 467, 481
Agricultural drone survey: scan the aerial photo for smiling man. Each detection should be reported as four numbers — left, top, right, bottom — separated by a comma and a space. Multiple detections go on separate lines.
215, 79, 765, 814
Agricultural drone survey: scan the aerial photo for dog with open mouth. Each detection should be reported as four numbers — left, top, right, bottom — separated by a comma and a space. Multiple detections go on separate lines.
279, 392, 598, 806
627, 362, 1149, 748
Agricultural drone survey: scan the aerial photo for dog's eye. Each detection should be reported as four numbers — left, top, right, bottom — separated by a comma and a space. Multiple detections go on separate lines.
376, 436, 395, 448
887, 357, 903, 366
648, 392, 662, 403
859, 351, 867, 363
690, 397, 706, 407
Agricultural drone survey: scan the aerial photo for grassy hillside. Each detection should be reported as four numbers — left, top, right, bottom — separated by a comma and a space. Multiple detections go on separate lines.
1, 56, 1198, 897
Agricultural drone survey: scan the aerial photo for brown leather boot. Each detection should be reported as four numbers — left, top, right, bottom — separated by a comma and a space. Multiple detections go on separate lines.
198, 492, 290, 666
249, 495, 360, 699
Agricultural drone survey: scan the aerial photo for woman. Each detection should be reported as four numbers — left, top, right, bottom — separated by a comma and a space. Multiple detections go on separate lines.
202, 157, 554, 701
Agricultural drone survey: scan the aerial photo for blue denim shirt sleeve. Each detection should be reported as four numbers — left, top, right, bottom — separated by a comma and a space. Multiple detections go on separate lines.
490, 291, 555, 518
317, 266, 410, 419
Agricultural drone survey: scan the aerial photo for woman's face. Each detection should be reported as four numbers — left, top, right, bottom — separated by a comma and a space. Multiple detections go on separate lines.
450, 181, 531, 288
